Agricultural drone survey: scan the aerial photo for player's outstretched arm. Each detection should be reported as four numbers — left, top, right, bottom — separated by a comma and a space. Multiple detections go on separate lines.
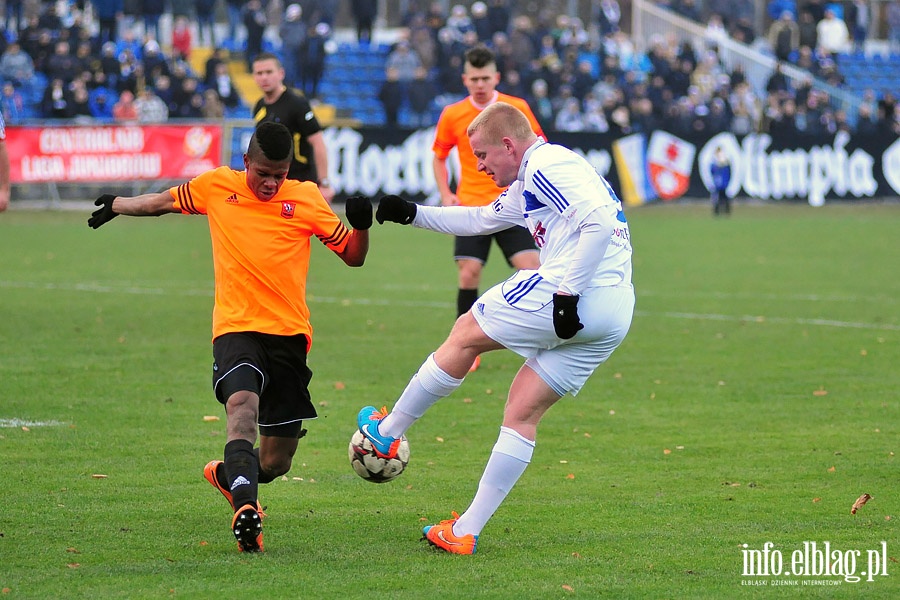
336, 195, 371, 267
88, 191, 178, 229
375, 195, 417, 225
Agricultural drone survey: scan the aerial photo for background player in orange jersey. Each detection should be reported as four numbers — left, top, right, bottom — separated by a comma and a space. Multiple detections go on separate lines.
88, 122, 372, 553
432, 45, 545, 371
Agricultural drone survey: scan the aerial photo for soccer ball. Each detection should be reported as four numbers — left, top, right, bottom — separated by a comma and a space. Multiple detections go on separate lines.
348, 429, 410, 483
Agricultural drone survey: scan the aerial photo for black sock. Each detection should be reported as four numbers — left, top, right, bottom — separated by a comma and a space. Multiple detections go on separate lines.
254, 448, 278, 484
457, 288, 478, 318
224, 439, 258, 511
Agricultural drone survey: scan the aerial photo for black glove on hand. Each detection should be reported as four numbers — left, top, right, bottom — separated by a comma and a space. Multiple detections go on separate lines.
552, 293, 584, 339
344, 195, 373, 230
375, 195, 417, 225
88, 194, 118, 229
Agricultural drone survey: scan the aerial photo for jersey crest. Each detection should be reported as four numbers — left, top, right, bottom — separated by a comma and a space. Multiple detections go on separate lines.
281, 202, 295, 219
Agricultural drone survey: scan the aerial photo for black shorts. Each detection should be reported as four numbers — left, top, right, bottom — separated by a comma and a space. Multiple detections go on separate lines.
453, 226, 537, 266
212, 331, 314, 438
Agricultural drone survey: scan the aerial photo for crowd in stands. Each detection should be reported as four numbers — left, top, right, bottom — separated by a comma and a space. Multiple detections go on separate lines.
374, 0, 900, 136
0, 0, 898, 138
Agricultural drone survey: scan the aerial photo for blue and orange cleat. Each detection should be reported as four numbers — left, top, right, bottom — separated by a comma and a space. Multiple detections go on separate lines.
232, 504, 264, 553
357, 405, 402, 459
423, 511, 478, 555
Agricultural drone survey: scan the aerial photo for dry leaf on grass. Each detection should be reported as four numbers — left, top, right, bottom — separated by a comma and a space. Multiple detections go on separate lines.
851, 493, 872, 515
813, 389, 828, 396
91, 474, 108, 479
202, 415, 220, 422
562, 585, 574, 592
333, 381, 346, 390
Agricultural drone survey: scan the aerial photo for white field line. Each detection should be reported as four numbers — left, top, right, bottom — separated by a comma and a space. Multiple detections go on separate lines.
2, 280, 898, 332
0, 418, 66, 428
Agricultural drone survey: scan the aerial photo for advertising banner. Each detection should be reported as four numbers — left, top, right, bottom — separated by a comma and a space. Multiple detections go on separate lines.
7, 124, 222, 183
311, 127, 900, 206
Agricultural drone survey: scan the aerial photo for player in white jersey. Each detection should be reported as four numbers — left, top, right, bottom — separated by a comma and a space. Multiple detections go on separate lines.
357, 102, 635, 554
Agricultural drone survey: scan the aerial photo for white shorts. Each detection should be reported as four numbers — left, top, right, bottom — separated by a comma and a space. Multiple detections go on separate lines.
471, 270, 634, 396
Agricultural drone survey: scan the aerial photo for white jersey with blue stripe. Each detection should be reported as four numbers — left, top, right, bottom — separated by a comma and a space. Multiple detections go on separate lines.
413, 140, 632, 294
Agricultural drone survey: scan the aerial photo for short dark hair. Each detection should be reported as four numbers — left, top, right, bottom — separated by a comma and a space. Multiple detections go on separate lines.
248, 122, 293, 162
464, 45, 496, 69
251, 51, 282, 68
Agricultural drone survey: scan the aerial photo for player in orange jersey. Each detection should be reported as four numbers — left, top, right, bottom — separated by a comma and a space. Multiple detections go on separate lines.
432, 45, 545, 371
88, 122, 372, 552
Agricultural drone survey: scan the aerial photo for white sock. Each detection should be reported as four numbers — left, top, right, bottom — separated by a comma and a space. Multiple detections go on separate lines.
453, 426, 534, 537
380, 353, 463, 439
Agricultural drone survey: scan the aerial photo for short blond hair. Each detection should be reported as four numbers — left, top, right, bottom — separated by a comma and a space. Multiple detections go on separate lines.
467, 102, 536, 145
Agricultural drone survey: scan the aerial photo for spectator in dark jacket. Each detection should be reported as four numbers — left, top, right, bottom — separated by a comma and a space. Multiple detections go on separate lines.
407, 66, 438, 127
93, 0, 124, 44
45, 41, 79, 83
378, 66, 404, 127
242, 0, 268, 71
351, 0, 377, 44
41, 77, 74, 119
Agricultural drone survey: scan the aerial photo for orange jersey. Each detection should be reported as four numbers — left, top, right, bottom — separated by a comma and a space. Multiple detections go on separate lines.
432, 93, 544, 206
169, 167, 350, 345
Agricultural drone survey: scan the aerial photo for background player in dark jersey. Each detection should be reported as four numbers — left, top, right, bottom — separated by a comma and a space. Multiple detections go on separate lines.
252, 52, 335, 203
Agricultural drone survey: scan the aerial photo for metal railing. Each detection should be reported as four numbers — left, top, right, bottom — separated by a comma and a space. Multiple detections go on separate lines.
631, 0, 864, 122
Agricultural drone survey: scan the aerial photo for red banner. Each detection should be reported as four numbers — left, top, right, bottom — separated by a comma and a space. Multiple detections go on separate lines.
6, 124, 223, 183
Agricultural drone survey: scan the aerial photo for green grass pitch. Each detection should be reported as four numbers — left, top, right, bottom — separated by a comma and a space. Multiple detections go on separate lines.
0, 203, 897, 598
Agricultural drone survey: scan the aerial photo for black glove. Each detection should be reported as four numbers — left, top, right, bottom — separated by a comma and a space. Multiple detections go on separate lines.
344, 195, 373, 230
552, 293, 584, 339
375, 195, 417, 225
88, 194, 118, 229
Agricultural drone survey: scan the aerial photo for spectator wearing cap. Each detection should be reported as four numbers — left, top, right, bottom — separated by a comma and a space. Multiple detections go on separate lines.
280, 4, 306, 89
